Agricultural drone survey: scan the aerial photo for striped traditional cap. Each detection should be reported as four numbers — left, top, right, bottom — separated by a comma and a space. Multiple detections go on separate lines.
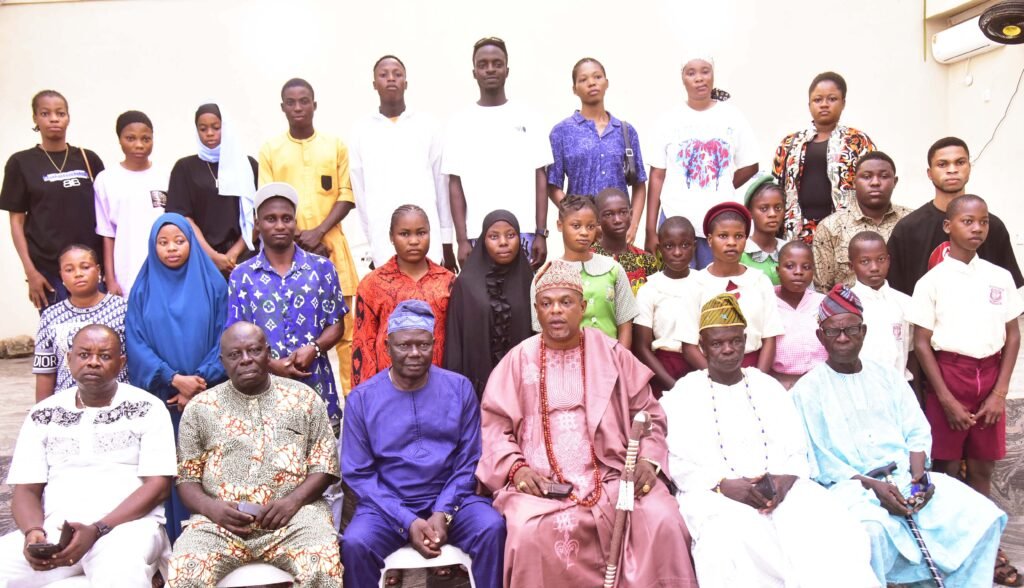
818, 284, 864, 323
387, 299, 435, 334
534, 260, 583, 295
699, 293, 747, 332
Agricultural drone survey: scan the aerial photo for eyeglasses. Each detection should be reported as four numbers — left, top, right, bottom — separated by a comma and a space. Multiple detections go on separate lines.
392, 342, 434, 353
821, 324, 864, 338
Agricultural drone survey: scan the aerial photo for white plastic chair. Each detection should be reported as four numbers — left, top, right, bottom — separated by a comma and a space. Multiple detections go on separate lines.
379, 544, 476, 588
216, 562, 294, 587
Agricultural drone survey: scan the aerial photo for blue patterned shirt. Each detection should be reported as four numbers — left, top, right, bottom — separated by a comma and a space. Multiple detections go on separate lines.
227, 247, 347, 420
547, 111, 647, 196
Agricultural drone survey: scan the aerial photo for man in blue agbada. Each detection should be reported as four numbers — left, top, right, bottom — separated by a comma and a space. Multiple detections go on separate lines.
340, 299, 506, 587
792, 284, 1006, 587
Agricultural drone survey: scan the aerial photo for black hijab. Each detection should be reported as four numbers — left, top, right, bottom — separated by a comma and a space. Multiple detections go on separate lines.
444, 210, 534, 398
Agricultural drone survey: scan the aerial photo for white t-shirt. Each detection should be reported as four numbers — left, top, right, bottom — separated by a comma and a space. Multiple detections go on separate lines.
94, 164, 169, 296
649, 102, 758, 237
350, 110, 452, 267
442, 101, 553, 237
6, 383, 177, 525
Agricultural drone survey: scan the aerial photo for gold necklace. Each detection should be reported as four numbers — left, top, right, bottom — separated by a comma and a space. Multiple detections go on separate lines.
41, 146, 69, 173
76, 388, 112, 409
205, 162, 219, 189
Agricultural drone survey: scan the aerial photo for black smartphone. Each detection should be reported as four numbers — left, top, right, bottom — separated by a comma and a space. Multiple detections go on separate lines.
27, 521, 73, 559
545, 482, 574, 499
754, 474, 777, 501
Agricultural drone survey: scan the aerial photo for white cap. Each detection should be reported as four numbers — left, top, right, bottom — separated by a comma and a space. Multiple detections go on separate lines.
254, 182, 299, 211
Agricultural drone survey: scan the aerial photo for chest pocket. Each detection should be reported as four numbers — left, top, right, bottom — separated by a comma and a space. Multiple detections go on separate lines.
318, 166, 337, 196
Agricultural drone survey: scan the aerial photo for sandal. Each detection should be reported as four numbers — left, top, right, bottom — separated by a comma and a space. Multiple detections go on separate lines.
429, 565, 458, 579
996, 549, 1024, 587
385, 569, 403, 587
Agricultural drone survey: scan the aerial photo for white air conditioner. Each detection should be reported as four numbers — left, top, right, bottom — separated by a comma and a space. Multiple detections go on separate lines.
932, 15, 1004, 63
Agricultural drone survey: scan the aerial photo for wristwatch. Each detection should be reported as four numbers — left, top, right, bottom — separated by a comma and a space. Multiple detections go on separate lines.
535, 228, 550, 238
443, 512, 454, 527
93, 521, 112, 538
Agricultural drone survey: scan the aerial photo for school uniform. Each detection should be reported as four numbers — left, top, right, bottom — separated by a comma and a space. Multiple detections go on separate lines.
852, 280, 914, 380
635, 272, 698, 394
908, 255, 1024, 460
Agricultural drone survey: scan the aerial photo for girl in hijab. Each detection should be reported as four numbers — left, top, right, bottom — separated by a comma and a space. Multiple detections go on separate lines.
126, 212, 228, 542
165, 103, 257, 276
444, 210, 533, 398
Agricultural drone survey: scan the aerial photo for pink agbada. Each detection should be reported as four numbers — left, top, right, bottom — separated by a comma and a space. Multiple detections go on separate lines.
477, 328, 697, 587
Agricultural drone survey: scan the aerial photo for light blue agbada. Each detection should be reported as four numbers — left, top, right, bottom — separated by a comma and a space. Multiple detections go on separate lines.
792, 360, 1006, 587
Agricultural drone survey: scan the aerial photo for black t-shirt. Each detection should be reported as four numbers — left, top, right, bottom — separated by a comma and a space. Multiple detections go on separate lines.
165, 155, 258, 254
888, 200, 1024, 295
797, 139, 832, 221
0, 145, 105, 275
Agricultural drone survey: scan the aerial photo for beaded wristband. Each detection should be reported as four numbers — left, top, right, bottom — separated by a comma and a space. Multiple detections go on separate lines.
508, 460, 528, 485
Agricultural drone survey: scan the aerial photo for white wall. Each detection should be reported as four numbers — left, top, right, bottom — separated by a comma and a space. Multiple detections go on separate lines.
1, 0, 1014, 338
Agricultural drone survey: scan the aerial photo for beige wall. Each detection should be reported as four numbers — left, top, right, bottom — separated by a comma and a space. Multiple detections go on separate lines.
0, 0, 1018, 338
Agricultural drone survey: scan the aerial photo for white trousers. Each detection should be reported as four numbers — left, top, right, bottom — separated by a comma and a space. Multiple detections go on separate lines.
0, 518, 169, 588
680, 479, 880, 588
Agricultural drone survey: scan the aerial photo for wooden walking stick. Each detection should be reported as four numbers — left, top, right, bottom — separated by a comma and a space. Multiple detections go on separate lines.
603, 411, 652, 588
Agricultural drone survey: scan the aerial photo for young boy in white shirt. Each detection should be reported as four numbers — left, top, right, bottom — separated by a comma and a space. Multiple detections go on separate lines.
848, 231, 915, 380
909, 195, 1023, 501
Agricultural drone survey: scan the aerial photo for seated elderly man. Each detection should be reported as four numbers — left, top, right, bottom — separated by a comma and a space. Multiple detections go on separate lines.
792, 284, 1007, 587
477, 260, 697, 587
341, 299, 505, 587
0, 324, 176, 588
663, 294, 876, 587
167, 322, 342, 588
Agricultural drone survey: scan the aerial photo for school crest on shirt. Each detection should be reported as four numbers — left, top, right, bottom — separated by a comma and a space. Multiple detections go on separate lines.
990, 286, 1005, 305
892, 323, 903, 341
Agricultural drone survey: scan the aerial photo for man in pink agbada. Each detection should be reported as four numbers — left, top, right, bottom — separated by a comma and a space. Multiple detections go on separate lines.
476, 259, 697, 587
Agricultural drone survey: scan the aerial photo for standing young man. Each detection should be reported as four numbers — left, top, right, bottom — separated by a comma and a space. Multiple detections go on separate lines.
350, 55, 456, 271
887, 136, 1023, 295
258, 78, 358, 394
443, 37, 552, 270
226, 183, 347, 426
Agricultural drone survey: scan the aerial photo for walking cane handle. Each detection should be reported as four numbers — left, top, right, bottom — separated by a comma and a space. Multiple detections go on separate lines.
865, 462, 898, 481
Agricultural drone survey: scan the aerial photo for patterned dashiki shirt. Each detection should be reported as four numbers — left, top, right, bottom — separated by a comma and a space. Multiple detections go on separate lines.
227, 247, 347, 420
591, 242, 660, 294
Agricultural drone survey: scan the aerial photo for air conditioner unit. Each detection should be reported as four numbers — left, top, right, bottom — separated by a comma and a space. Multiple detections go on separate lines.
932, 15, 1004, 63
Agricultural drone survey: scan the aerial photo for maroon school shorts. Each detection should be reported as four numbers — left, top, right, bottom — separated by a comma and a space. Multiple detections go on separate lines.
652, 349, 692, 398
924, 351, 1005, 461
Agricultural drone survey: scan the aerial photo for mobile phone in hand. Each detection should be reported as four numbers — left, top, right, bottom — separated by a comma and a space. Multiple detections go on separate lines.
545, 482, 574, 499
237, 502, 265, 518
754, 473, 777, 501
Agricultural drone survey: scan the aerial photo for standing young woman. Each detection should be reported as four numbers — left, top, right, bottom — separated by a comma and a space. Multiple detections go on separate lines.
773, 72, 876, 244
548, 58, 647, 243
94, 110, 168, 297
126, 213, 228, 543
165, 103, 257, 276
444, 210, 533, 398
351, 204, 455, 387
32, 245, 127, 401
1, 90, 105, 310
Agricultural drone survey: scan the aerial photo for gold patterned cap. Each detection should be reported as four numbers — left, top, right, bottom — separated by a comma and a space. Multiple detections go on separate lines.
699, 293, 747, 332
534, 260, 583, 295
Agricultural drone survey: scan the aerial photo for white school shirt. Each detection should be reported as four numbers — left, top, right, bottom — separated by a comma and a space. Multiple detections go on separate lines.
6, 383, 177, 525
349, 110, 452, 267
677, 265, 785, 353
908, 255, 1024, 359
442, 101, 553, 237
852, 280, 914, 379
635, 272, 699, 352
648, 102, 758, 238
93, 164, 169, 297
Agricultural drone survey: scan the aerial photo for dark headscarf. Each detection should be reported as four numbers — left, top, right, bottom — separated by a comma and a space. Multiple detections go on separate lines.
126, 213, 228, 402
444, 210, 533, 397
